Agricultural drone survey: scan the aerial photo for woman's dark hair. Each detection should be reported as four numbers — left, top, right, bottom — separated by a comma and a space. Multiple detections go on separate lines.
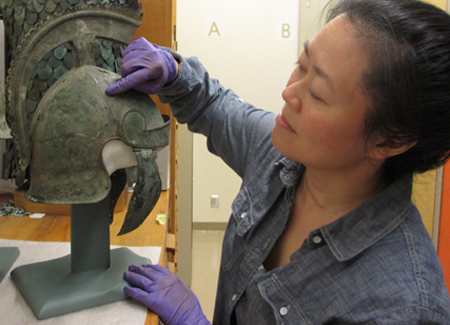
326, 0, 450, 180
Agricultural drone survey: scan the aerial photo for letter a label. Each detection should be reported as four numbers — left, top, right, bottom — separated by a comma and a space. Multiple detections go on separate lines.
205, 18, 225, 39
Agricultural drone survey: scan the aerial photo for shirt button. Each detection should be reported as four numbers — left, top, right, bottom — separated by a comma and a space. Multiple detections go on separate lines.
312, 235, 322, 244
280, 306, 288, 316
240, 212, 248, 219
232, 294, 238, 301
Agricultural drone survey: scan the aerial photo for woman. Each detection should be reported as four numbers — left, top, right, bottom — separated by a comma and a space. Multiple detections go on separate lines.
107, 0, 450, 323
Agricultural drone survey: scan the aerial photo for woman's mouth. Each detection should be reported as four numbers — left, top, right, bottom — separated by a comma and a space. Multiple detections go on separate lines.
275, 112, 296, 134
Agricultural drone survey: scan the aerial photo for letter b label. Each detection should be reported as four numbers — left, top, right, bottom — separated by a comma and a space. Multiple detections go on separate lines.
276, 20, 297, 41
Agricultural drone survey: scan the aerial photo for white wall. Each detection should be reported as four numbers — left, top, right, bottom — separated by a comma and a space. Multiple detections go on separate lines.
298, 0, 330, 53
177, 0, 300, 223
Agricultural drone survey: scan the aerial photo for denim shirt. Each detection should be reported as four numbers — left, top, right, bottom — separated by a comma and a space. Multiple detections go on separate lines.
158, 52, 450, 324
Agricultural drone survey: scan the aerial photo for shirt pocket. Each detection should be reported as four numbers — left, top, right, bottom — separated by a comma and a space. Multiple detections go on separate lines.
232, 187, 254, 237
258, 274, 312, 325
221, 187, 255, 271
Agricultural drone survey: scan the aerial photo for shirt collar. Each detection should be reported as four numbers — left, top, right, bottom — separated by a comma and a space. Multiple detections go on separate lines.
321, 174, 414, 261
275, 156, 304, 188
276, 157, 414, 262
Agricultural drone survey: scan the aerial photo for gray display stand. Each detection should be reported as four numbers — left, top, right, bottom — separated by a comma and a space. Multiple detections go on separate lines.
0, 247, 19, 283
10, 194, 150, 320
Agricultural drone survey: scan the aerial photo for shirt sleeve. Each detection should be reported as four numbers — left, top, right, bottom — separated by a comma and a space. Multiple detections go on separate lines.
157, 50, 276, 178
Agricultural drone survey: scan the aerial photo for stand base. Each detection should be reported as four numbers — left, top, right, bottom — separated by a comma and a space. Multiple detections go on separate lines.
11, 247, 150, 320
0, 247, 20, 283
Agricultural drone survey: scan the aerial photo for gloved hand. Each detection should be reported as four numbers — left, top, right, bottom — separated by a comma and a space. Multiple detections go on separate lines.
123, 264, 211, 325
106, 37, 178, 95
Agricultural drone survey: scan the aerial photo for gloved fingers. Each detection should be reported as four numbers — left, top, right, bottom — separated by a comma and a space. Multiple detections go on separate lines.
124, 286, 157, 307
105, 76, 134, 95
120, 58, 164, 81
105, 69, 154, 95
123, 270, 154, 292
122, 37, 156, 57
119, 56, 148, 78
120, 50, 157, 70
128, 264, 170, 282
131, 70, 164, 95
136, 264, 174, 279
122, 41, 163, 66
133, 82, 161, 95
142, 264, 172, 274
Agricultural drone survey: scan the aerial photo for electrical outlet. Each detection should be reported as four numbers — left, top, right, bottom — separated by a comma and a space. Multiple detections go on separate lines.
211, 195, 219, 208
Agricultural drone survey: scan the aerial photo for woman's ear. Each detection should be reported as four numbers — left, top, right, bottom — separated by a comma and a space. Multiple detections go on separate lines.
369, 138, 416, 160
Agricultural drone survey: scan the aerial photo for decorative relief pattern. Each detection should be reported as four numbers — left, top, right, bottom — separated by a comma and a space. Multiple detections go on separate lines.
0, 0, 140, 182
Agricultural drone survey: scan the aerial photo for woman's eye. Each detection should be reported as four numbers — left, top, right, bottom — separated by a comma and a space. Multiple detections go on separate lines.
309, 89, 322, 101
298, 64, 307, 75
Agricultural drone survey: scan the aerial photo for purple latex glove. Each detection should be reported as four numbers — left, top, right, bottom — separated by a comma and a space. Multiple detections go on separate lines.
124, 264, 211, 325
106, 37, 178, 95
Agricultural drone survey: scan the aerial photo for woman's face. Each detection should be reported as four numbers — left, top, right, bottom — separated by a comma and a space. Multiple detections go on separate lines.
272, 15, 375, 172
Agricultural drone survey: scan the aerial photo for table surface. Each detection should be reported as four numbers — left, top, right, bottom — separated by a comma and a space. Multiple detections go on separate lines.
0, 190, 169, 325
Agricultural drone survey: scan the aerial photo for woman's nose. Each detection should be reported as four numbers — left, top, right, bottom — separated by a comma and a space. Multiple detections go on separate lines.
282, 81, 302, 112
